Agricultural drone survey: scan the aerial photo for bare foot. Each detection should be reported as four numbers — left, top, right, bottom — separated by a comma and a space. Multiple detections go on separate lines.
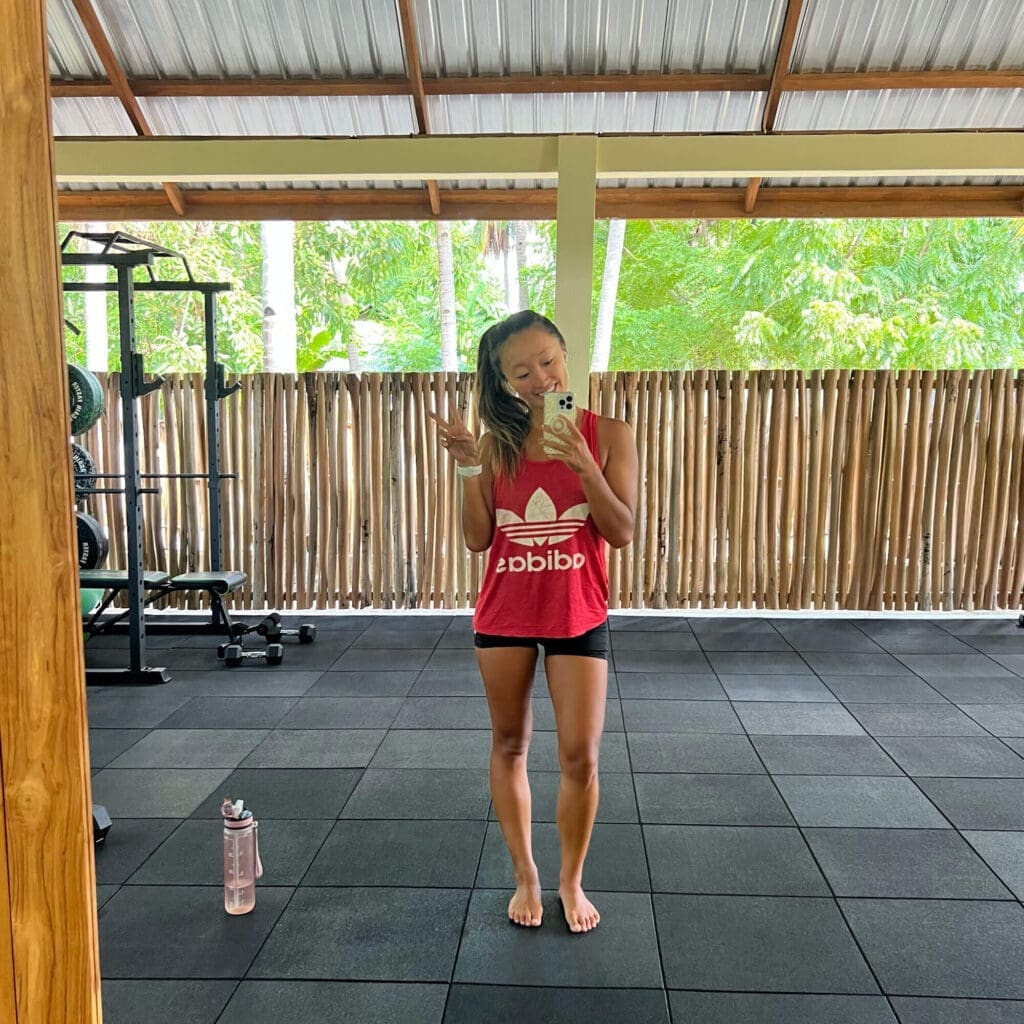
508, 870, 543, 927
559, 883, 600, 933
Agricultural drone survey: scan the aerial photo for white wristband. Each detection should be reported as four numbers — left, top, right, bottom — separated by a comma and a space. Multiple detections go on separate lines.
456, 463, 483, 477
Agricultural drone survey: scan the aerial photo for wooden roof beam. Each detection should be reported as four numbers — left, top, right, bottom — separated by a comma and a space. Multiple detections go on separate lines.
56, 185, 1024, 222
396, 0, 440, 216
68, 0, 185, 215
49, 69, 1024, 101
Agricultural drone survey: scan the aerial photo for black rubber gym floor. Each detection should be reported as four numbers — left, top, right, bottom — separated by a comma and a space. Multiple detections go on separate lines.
87, 613, 1024, 1024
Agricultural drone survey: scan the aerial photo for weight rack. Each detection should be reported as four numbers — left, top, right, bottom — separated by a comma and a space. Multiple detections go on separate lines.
62, 231, 243, 684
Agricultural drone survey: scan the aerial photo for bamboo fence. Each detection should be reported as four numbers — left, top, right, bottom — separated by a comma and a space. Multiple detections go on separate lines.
77, 369, 1024, 612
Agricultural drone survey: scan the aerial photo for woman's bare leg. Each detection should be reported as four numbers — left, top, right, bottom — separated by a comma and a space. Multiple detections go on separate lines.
544, 653, 607, 933
477, 645, 543, 926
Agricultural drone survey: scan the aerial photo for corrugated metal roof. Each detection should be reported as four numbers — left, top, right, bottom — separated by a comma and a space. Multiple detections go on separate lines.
778, 88, 1024, 131
428, 90, 764, 133
52, 96, 137, 135
414, 0, 786, 76
139, 95, 418, 136
793, 0, 1024, 71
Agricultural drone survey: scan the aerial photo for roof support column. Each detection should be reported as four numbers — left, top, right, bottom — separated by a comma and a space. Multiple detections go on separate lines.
555, 135, 597, 406
0, 0, 102, 1020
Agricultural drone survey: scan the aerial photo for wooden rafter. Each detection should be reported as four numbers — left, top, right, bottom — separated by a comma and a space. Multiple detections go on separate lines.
68, 0, 186, 216
56, 185, 1024, 222
396, 0, 440, 216
747, 0, 805, 215
49, 68, 1024, 100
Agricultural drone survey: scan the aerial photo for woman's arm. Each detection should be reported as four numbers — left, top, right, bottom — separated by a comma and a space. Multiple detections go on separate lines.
460, 434, 495, 552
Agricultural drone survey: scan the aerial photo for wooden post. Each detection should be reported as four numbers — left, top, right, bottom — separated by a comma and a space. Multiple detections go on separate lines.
0, 0, 103, 1020
555, 136, 598, 406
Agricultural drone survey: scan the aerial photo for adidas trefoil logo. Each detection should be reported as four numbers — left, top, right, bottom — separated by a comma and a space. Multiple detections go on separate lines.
496, 488, 589, 548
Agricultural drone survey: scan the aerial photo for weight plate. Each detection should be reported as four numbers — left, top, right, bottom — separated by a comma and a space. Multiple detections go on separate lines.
71, 443, 96, 499
76, 511, 109, 570
68, 364, 104, 435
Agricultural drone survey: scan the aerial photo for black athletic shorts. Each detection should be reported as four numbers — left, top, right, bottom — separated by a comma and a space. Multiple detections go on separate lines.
473, 619, 609, 660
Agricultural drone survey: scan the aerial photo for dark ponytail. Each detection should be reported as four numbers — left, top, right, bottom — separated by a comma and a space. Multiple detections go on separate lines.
475, 310, 565, 478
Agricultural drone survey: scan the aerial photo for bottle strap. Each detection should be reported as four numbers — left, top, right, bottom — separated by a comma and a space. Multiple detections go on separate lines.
253, 820, 264, 880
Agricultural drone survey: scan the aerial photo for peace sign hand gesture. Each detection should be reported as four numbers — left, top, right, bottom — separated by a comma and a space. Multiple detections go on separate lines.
427, 399, 481, 468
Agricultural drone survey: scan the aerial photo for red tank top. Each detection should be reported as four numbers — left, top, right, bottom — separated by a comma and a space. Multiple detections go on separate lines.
472, 409, 609, 638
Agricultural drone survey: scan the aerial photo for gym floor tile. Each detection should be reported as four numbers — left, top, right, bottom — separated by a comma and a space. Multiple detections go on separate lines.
613, 672, 724, 699
423, 648, 480, 672
896, 653, 1014, 678
89, 727, 149, 768
240, 729, 386, 768
962, 635, 1024, 654
444, 986, 669, 1024
129, 819, 332, 886
693, 628, 795, 652
654, 893, 877, 993
248, 887, 469, 981
717, 674, 838, 702
801, 651, 913, 676
330, 648, 433, 672
166, 669, 324, 697
957, 703, 1024, 736
962, 830, 1024, 900
219, 981, 448, 1024
627, 732, 764, 774
452, 890, 662, 987
93, 818, 181, 884
303, 819, 485, 887
274, 696, 404, 729
913, 778, 1024, 829
839, 898, 1024, 998
96, 885, 120, 910
367, 728, 492, 769
100, 980, 236, 1024
158, 696, 298, 730
305, 670, 418, 697
409, 669, 489, 696
99, 885, 292, 978
732, 701, 866, 735
773, 776, 950, 828
925, 677, 1024, 703
771, 622, 884, 653
489, 771, 639, 823
391, 696, 493, 729
644, 824, 829, 896
620, 698, 744, 733
109, 728, 269, 769
340, 768, 491, 820
86, 690, 195, 729
875, 735, 1024, 777
706, 651, 813, 675
612, 649, 713, 673
633, 773, 794, 826
608, 630, 701, 651
750, 735, 903, 775
436, 630, 475, 649
92, 768, 232, 818
608, 614, 693, 631
190, 768, 362, 819
803, 828, 1011, 898
350, 629, 445, 648
687, 617, 777, 635
889, 996, 1024, 1024
845, 704, 989, 737
475, 821, 651, 892
818, 675, 947, 703
668, 991, 897, 1023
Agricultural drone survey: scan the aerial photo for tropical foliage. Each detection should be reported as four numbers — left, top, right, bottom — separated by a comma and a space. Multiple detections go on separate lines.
60, 216, 1023, 372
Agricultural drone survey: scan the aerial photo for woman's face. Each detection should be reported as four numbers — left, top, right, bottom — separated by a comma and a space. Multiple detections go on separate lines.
499, 326, 568, 412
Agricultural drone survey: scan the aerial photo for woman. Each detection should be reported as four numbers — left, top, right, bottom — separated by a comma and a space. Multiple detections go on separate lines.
428, 310, 638, 933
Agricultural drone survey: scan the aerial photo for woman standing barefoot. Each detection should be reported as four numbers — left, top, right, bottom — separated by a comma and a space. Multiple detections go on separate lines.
429, 310, 638, 933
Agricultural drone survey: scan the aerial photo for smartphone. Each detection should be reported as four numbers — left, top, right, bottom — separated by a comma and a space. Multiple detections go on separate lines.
543, 391, 575, 447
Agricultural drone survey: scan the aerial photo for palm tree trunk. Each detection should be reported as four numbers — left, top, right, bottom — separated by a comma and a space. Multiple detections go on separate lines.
436, 221, 458, 371
591, 219, 626, 372
84, 221, 108, 371
514, 221, 529, 310
261, 220, 297, 372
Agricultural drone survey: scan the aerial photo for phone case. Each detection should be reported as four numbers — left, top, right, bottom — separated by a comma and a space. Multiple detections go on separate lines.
543, 391, 575, 431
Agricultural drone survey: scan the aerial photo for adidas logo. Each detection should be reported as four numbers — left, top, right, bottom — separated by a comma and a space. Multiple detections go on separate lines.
496, 488, 589, 548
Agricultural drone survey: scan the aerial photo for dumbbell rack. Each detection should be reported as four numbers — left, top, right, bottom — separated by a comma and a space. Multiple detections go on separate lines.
63, 232, 242, 684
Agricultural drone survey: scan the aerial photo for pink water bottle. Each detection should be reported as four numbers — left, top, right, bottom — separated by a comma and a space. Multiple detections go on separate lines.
221, 798, 263, 915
